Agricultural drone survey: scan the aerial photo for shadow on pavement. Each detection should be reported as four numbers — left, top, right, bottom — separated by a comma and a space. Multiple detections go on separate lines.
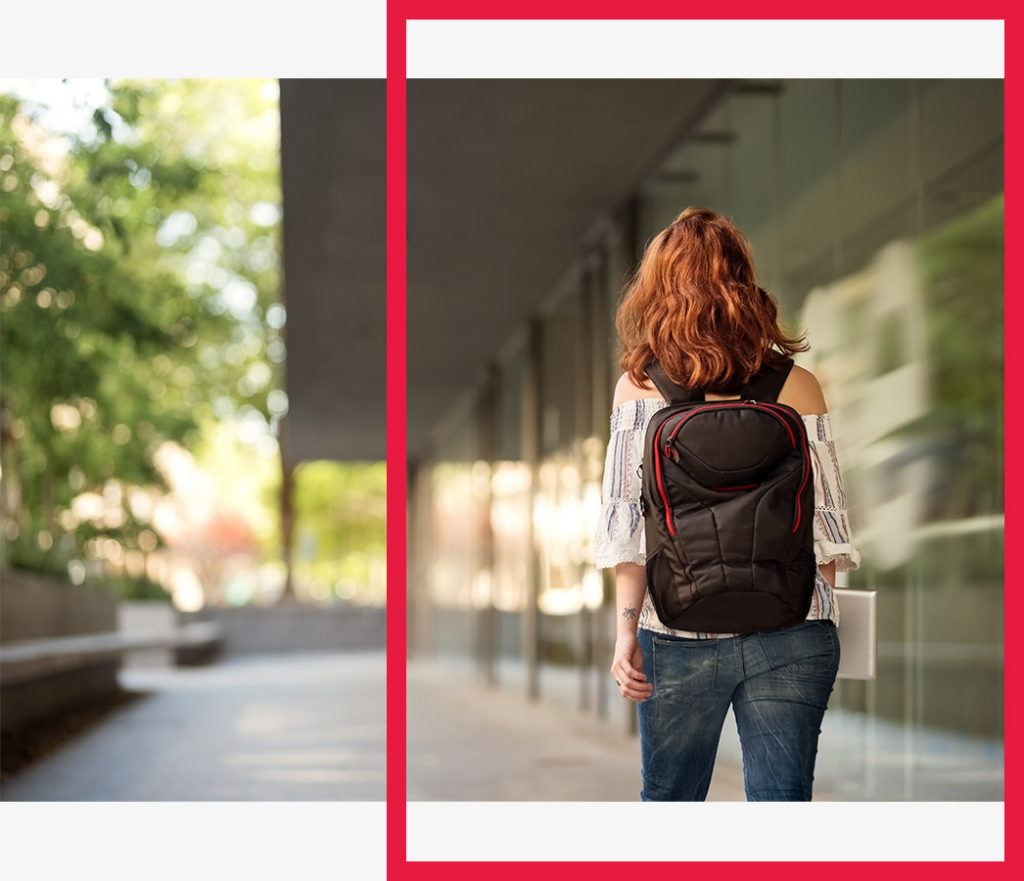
1, 686, 155, 782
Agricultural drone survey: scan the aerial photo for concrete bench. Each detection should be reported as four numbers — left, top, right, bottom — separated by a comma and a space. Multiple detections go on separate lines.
0, 621, 224, 682
0, 621, 224, 732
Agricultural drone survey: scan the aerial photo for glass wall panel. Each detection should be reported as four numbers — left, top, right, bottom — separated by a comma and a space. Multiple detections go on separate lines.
491, 346, 530, 683
426, 404, 485, 669
722, 88, 779, 288
802, 82, 1002, 800
535, 286, 590, 707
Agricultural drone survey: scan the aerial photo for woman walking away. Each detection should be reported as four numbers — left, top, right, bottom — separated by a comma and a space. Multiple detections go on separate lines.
595, 207, 860, 801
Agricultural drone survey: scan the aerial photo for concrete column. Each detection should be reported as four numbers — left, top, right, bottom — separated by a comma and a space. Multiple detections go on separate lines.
615, 201, 642, 737
577, 264, 596, 714
521, 320, 542, 701
590, 243, 613, 722
406, 459, 434, 660
278, 419, 297, 604
476, 371, 498, 686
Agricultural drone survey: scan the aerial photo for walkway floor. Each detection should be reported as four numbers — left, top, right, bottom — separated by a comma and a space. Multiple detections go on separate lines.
407, 660, 749, 801
407, 660, 1002, 802
1, 650, 385, 801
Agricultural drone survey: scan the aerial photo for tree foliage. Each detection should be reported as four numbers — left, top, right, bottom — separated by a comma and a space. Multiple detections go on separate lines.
290, 460, 386, 597
0, 79, 284, 582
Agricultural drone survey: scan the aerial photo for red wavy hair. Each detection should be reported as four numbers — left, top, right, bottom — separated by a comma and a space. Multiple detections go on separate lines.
616, 207, 807, 392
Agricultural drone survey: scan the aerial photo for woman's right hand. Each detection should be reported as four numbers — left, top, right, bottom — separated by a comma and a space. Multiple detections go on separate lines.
611, 634, 654, 702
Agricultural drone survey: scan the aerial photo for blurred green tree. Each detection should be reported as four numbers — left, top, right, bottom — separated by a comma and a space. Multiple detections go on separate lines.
0, 80, 285, 587
291, 460, 387, 604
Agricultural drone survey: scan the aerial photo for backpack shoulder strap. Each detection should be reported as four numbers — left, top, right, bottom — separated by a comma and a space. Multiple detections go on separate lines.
738, 358, 794, 402
645, 361, 704, 404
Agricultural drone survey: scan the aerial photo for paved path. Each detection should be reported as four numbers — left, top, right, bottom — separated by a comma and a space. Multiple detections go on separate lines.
1, 651, 385, 801
407, 660, 749, 801
407, 660, 1002, 802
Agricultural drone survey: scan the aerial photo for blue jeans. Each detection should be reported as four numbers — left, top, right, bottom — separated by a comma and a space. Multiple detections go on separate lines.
636, 619, 840, 801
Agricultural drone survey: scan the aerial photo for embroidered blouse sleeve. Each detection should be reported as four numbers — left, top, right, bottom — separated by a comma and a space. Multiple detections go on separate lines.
803, 413, 861, 572
594, 400, 657, 569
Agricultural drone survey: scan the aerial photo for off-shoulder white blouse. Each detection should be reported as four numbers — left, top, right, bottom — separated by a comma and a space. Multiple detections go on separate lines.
594, 398, 861, 638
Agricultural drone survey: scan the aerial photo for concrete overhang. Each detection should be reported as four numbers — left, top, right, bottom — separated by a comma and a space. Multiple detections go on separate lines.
407, 79, 727, 463
279, 79, 385, 464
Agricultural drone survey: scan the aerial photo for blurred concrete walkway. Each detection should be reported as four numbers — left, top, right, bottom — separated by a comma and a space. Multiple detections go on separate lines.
407, 660, 749, 801
1, 650, 385, 801
407, 660, 1002, 802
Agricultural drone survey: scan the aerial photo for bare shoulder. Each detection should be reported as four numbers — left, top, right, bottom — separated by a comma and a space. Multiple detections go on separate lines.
613, 372, 661, 408
777, 364, 828, 416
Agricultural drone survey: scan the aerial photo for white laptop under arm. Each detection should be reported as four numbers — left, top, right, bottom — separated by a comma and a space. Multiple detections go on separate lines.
834, 588, 877, 680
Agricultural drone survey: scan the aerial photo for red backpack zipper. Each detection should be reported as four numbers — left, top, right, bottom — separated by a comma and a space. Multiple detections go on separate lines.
653, 401, 809, 536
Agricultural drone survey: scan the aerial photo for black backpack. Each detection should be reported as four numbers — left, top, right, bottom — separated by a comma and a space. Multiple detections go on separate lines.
640, 358, 816, 633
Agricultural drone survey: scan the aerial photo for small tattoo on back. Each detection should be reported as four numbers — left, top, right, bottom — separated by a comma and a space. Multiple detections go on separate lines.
622, 607, 638, 620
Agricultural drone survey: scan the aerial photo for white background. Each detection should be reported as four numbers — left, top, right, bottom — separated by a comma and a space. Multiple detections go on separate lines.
408, 19, 1004, 78
1, 0, 387, 77
408, 801, 1004, 861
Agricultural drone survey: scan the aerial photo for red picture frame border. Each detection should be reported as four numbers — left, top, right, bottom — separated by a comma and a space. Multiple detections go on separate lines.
387, 6, 1014, 874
